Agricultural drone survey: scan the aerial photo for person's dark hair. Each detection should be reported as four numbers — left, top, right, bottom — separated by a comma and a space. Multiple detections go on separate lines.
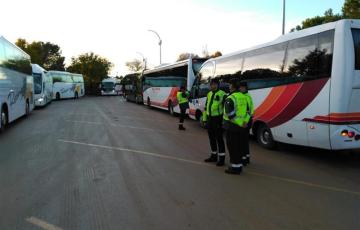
210, 78, 219, 85
229, 79, 240, 90
180, 86, 186, 90
239, 81, 248, 88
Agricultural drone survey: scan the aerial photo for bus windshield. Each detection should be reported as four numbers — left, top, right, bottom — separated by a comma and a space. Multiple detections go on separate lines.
102, 82, 115, 89
33, 73, 42, 94
192, 59, 208, 74
193, 63, 203, 74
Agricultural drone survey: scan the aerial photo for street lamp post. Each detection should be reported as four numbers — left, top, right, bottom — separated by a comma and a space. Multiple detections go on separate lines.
148, 30, 162, 65
282, 0, 286, 35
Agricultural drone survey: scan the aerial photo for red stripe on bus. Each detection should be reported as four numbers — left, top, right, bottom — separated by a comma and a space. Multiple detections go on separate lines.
268, 78, 329, 128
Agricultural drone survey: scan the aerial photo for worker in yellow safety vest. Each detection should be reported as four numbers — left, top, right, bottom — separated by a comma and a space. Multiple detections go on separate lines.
223, 80, 251, 175
203, 79, 227, 166
240, 82, 254, 166
177, 86, 190, 130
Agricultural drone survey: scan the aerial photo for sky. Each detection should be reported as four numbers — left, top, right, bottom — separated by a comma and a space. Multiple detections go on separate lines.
0, 0, 344, 76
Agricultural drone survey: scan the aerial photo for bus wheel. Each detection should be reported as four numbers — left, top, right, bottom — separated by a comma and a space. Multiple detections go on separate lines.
147, 98, 151, 108
56, 93, 60, 100
256, 123, 276, 149
0, 106, 8, 132
25, 100, 30, 116
168, 101, 175, 116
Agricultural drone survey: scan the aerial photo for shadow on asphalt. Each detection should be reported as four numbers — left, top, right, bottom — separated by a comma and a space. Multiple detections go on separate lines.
267, 141, 360, 169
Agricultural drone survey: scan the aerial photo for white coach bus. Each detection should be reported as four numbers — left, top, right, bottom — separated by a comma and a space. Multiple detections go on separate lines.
100, 78, 122, 96
142, 57, 207, 115
49, 71, 85, 100
32, 64, 52, 107
0, 36, 34, 132
190, 19, 360, 150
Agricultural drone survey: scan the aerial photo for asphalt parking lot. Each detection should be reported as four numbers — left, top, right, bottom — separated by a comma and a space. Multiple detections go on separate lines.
0, 96, 360, 230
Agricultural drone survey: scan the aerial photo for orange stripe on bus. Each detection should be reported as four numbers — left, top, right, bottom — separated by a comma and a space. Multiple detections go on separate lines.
254, 86, 287, 119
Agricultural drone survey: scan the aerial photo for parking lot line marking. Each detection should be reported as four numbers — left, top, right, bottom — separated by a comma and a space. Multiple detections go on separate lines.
26, 217, 62, 230
64, 120, 201, 137
247, 170, 360, 197
58, 139, 209, 167
58, 139, 360, 197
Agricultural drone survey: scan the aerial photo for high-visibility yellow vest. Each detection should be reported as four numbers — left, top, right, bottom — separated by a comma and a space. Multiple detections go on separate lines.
177, 91, 189, 105
202, 90, 226, 121
223, 92, 250, 127
244, 92, 254, 117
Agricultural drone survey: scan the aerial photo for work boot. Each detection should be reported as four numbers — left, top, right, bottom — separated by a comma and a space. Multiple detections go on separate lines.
178, 124, 186, 130
245, 155, 250, 166
204, 154, 217, 163
242, 156, 248, 167
216, 155, 225, 167
225, 166, 242, 175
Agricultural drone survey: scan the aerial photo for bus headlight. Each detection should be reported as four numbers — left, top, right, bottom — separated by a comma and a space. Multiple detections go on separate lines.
341, 130, 357, 138
37, 98, 44, 102
348, 131, 355, 138
341, 130, 348, 137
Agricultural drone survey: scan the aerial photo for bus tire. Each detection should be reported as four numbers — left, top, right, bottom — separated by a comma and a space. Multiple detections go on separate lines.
1, 105, 8, 133
147, 97, 151, 108
195, 110, 202, 121
168, 101, 175, 116
25, 100, 30, 116
56, 93, 60, 100
256, 123, 276, 150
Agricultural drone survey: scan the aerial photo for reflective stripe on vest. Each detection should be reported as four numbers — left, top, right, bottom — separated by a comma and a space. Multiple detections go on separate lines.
177, 91, 189, 104
205, 90, 226, 117
223, 92, 250, 127
245, 93, 254, 117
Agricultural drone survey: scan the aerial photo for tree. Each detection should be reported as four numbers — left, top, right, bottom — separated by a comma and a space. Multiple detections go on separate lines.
176, 53, 199, 61
125, 59, 144, 72
210, 51, 222, 58
291, 8, 343, 32
67, 52, 113, 91
15, 38, 65, 70
343, 0, 360, 18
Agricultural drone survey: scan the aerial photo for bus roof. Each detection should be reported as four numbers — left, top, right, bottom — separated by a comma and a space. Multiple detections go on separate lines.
208, 19, 359, 63
47, 71, 82, 76
102, 78, 120, 83
31, 64, 46, 74
47, 70, 71, 74
0, 36, 31, 59
143, 58, 207, 75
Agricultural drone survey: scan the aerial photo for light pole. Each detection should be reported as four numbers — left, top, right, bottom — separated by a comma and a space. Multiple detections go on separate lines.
136, 52, 147, 71
148, 29, 162, 65
282, 0, 286, 35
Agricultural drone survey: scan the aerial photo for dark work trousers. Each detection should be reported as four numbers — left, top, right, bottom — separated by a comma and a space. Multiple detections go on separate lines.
207, 116, 225, 154
244, 118, 252, 158
226, 128, 247, 166
179, 103, 188, 124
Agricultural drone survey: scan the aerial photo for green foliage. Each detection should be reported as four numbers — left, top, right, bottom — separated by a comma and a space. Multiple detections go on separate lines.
176, 53, 199, 61
67, 52, 113, 86
291, 9, 343, 32
343, 0, 360, 18
15, 38, 65, 70
125, 59, 144, 72
211, 51, 222, 58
